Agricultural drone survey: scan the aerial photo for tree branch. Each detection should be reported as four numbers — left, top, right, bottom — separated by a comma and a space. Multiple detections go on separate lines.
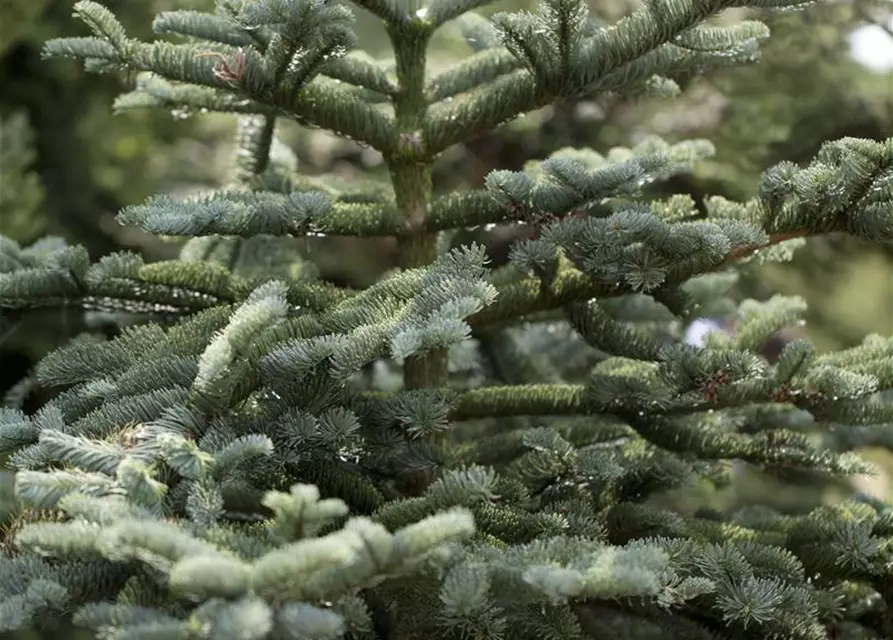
423, 0, 729, 154
468, 230, 810, 328
448, 383, 587, 420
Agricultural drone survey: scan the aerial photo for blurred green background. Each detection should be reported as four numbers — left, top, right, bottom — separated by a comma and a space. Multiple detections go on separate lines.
0, 0, 891, 636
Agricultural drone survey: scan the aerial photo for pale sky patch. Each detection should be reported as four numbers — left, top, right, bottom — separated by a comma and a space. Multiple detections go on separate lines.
849, 15, 893, 72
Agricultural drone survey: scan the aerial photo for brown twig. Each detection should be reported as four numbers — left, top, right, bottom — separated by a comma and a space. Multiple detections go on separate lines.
194, 48, 247, 84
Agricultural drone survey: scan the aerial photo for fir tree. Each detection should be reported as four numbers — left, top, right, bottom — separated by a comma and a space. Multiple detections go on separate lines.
1, 0, 893, 638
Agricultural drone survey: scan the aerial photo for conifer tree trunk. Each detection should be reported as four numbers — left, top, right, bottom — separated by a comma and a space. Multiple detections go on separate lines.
388, 20, 447, 393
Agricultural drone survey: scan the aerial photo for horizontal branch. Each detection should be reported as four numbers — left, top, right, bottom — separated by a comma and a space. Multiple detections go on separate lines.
468, 230, 810, 328
0, 260, 354, 318
113, 77, 273, 117
275, 78, 396, 154
427, 191, 512, 231
448, 383, 587, 420
119, 192, 408, 238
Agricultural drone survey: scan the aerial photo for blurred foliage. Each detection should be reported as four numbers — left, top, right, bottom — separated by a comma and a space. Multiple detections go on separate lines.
0, 112, 44, 240
0, 0, 226, 255
0, 0, 50, 57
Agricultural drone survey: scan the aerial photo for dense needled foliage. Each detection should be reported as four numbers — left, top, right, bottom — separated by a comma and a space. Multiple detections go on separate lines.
1, 0, 893, 638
